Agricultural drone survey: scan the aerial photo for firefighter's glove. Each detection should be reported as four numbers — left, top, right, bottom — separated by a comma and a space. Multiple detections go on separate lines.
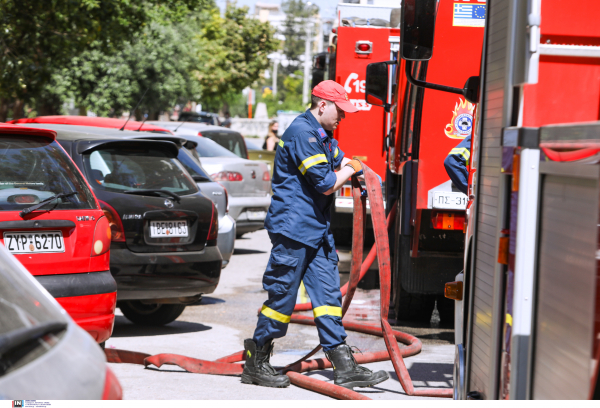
345, 159, 363, 176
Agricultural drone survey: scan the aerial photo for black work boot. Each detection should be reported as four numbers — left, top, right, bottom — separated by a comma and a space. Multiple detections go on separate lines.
241, 339, 290, 388
325, 342, 389, 390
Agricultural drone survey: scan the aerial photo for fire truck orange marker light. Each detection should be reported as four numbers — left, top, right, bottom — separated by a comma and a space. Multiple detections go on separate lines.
498, 236, 509, 265
444, 281, 463, 301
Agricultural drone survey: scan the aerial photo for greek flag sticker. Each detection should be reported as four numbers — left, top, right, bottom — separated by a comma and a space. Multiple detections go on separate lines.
453, 3, 486, 27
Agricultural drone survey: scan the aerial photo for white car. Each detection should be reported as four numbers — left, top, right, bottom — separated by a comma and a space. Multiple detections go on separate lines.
0, 244, 122, 399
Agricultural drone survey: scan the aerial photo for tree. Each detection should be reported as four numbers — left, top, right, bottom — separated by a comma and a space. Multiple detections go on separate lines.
280, 0, 318, 75
0, 0, 208, 120
43, 22, 204, 119
195, 5, 278, 112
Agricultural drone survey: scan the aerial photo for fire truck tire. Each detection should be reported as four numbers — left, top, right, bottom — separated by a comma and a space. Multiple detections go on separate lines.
395, 285, 436, 322
119, 301, 186, 326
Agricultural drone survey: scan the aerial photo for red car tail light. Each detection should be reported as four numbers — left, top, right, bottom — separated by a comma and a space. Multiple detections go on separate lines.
211, 171, 243, 182
263, 170, 271, 181
98, 200, 125, 242
207, 204, 219, 245
91, 216, 111, 257
197, 132, 203, 136
431, 211, 465, 231
102, 367, 123, 400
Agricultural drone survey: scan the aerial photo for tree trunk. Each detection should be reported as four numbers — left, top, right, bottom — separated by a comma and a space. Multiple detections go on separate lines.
0, 98, 9, 122
12, 99, 25, 120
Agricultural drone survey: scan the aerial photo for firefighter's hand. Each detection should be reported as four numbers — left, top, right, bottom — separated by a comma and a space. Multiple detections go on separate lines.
360, 174, 382, 197
345, 159, 363, 176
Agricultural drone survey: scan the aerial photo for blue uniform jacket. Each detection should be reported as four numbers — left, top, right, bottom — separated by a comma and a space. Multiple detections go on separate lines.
443, 135, 471, 195
265, 110, 345, 249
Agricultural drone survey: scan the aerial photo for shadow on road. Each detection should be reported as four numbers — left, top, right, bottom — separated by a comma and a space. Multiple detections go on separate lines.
111, 316, 212, 338
233, 248, 267, 255
386, 362, 452, 388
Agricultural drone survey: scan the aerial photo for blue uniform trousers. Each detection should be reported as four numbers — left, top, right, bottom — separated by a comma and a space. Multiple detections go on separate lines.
253, 232, 347, 351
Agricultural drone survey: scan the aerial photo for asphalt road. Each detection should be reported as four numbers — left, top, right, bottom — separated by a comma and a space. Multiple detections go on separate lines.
107, 229, 455, 400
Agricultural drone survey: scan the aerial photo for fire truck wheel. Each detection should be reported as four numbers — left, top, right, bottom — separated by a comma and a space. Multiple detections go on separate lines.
119, 301, 186, 326
394, 286, 436, 322
436, 295, 455, 328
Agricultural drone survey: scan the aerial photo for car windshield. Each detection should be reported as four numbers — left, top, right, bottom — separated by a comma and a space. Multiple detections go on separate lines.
244, 138, 263, 150
83, 147, 198, 195
201, 131, 248, 159
0, 246, 67, 376
177, 149, 212, 181
195, 137, 239, 158
0, 137, 96, 211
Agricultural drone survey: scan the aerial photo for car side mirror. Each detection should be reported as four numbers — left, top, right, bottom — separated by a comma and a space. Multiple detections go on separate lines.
365, 62, 393, 110
401, 0, 439, 61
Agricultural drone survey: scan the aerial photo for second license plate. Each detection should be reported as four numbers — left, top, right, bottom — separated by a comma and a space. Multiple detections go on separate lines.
433, 191, 468, 210
4, 231, 65, 254
150, 220, 189, 237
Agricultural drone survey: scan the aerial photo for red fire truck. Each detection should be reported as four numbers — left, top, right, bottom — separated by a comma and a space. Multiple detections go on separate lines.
393, 0, 600, 399
363, 0, 484, 322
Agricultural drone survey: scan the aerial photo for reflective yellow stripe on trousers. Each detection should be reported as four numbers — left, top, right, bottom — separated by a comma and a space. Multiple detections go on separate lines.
313, 305, 343, 318
261, 305, 291, 324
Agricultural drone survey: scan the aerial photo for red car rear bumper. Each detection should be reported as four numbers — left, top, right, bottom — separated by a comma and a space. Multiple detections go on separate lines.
56, 292, 117, 343
34, 270, 117, 343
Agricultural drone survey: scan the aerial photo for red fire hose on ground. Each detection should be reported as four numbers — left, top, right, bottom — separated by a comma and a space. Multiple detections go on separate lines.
105, 164, 453, 400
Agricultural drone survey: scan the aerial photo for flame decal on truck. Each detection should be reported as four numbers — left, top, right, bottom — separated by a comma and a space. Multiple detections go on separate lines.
445, 98, 475, 139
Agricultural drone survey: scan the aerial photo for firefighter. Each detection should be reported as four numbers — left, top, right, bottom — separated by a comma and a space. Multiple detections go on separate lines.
443, 134, 471, 195
242, 80, 390, 390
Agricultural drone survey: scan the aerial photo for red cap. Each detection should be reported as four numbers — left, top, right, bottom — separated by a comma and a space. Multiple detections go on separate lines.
312, 80, 358, 113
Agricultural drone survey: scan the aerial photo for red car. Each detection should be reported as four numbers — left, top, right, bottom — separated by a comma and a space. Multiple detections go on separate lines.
11, 115, 172, 134
0, 125, 115, 343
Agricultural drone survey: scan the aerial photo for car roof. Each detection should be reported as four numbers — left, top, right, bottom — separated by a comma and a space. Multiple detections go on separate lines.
147, 121, 241, 135
0, 123, 57, 140
12, 123, 179, 157
15, 123, 195, 149
10, 115, 173, 134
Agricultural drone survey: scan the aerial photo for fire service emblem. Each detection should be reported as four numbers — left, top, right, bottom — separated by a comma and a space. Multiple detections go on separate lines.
445, 98, 475, 139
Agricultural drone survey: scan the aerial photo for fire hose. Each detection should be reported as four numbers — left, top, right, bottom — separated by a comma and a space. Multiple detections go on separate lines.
105, 163, 453, 399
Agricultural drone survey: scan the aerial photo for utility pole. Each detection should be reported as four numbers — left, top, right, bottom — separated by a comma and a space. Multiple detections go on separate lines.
302, 21, 313, 106
272, 57, 278, 96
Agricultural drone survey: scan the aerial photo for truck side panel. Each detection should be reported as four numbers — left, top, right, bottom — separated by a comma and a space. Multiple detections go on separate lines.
468, 0, 513, 399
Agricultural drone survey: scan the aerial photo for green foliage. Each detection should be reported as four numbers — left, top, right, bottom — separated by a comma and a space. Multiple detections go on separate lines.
0, 0, 208, 119
43, 22, 203, 118
29, 3, 278, 118
196, 5, 278, 112
256, 70, 305, 118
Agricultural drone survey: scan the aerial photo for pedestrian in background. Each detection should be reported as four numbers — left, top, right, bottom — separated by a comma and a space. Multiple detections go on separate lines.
262, 120, 280, 151
242, 80, 389, 391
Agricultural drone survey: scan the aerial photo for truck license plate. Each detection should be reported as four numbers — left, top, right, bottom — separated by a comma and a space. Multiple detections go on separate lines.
4, 231, 65, 254
433, 192, 468, 210
150, 221, 189, 237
